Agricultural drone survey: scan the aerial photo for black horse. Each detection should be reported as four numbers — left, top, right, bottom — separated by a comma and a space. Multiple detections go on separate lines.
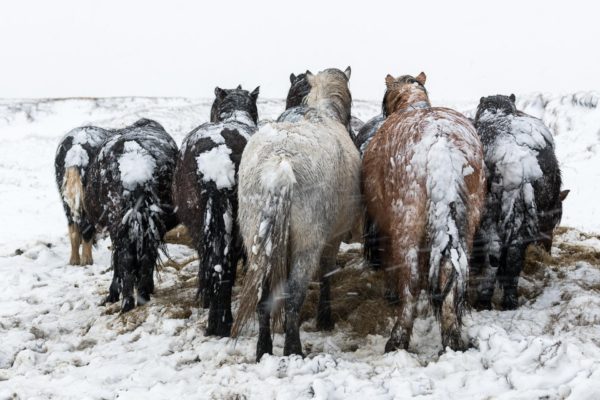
55, 126, 117, 265
278, 71, 364, 138
470, 94, 569, 310
173, 85, 259, 337
84, 119, 178, 312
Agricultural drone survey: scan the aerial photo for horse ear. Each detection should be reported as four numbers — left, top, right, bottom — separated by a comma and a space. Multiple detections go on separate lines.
480, 97, 485, 104
215, 87, 227, 99
237, 84, 242, 90
559, 189, 570, 201
306, 70, 315, 85
289, 73, 296, 83
251, 86, 260, 101
415, 72, 426, 85
385, 74, 395, 88
509, 93, 516, 103
344, 66, 351, 80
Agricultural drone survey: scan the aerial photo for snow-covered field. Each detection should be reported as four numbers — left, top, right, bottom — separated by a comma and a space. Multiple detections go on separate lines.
1, 94, 599, 399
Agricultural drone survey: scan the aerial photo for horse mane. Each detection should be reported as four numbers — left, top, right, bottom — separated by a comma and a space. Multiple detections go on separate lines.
304, 68, 352, 127
285, 73, 311, 110
382, 74, 429, 117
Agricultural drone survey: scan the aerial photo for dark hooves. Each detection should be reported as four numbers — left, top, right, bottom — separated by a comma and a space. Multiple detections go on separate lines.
104, 292, 120, 305
501, 295, 518, 310
283, 342, 304, 358
121, 297, 135, 313
473, 299, 493, 311
316, 319, 335, 332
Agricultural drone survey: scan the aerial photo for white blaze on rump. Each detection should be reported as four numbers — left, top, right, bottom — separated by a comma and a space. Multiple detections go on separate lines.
118, 141, 157, 190
196, 144, 235, 189
64, 144, 89, 168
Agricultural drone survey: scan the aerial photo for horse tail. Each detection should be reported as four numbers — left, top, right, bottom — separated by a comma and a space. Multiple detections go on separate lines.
363, 214, 384, 269
501, 182, 539, 247
117, 185, 166, 306
428, 193, 470, 325
62, 166, 85, 225
197, 186, 234, 306
231, 158, 295, 338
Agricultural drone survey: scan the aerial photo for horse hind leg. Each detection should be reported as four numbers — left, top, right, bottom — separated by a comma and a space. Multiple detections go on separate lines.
499, 242, 527, 310
284, 249, 318, 357
68, 224, 82, 265
385, 286, 418, 352
256, 287, 273, 362
439, 258, 468, 352
316, 240, 341, 331
80, 219, 95, 266
385, 246, 420, 353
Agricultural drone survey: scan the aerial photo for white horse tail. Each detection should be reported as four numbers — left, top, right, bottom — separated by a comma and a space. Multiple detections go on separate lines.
231, 158, 295, 337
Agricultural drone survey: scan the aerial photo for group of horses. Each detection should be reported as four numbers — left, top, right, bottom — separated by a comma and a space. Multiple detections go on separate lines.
54, 67, 568, 361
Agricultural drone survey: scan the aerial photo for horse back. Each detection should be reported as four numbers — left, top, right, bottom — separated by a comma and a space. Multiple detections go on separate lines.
84, 123, 178, 233
363, 107, 485, 245
174, 122, 253, 245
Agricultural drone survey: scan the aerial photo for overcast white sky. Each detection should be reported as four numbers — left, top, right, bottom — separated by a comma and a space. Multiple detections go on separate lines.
0, 0, 598, 101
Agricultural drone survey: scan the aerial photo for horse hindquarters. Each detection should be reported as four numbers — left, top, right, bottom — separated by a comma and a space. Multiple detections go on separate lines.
232, 159, 295, 361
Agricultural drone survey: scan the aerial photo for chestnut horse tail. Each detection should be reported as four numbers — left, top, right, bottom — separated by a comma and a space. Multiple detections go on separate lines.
62, 166, 84, 224
428, 197, 470, 325
231, 159, 295, 338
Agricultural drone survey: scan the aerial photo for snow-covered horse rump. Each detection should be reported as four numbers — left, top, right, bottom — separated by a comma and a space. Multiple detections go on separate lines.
470, 95, 568, 310
232, 68, 362, 361
55, 126, 117, 265
84, 119, 178, 312
173, 85, 259, 337
362, 73, 486, 352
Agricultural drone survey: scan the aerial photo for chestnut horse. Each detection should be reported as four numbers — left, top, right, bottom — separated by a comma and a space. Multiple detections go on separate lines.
233, 68, 362, 361
362, 73, 486, 352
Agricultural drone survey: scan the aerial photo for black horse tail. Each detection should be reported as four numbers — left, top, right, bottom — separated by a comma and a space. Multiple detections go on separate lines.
115, 186, 165, 312
199, 186, 237, 336
363, 214, 385, 270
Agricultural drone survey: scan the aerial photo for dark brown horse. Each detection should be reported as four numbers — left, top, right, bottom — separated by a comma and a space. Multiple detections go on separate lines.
362, 72, 486, 352
173, 85, 259, 337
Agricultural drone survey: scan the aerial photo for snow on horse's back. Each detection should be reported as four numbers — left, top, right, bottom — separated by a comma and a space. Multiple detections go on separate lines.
233, 67, 362, 361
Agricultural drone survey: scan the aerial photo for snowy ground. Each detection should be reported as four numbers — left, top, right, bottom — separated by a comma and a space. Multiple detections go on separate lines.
1, 94, 599, 399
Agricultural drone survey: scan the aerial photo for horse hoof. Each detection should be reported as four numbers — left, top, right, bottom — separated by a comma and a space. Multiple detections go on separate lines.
206, 323, 231, 338
384, 334, 410, 353
81, 256, 93, 266
474, 299, 492, 311
502, 300, 518, 310
256, 345, 273, 363
69, 257, 81, 266
137, 292, 151, 305
121, 297, 135, 312
283, 343, 304, 358
316, 319, 335, 332
501, 293, 518, 310
442, 332, 468, 353
104, 292, 119, 304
